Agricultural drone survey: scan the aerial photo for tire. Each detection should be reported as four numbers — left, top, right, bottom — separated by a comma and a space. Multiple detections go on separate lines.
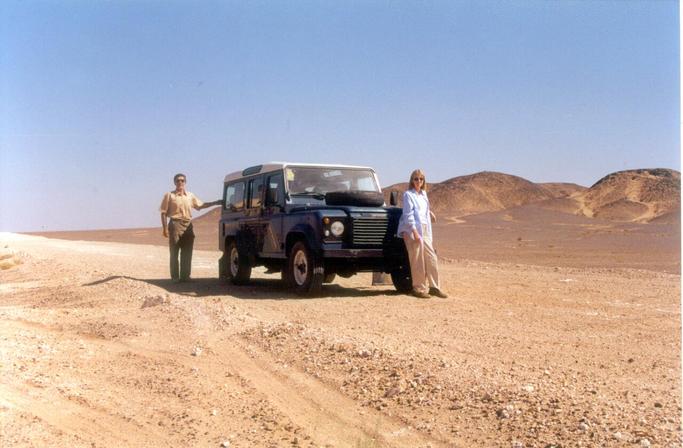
323, 272, 336, 284
226, 240, 251, 285
390, 264, 412, 293
386, 239, 412, 293
287, 241, 324, 296
218, 252, 229, 281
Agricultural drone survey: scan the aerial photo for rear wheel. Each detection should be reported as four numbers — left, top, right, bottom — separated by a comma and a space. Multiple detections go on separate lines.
287, 241, 324, 296
226, 240, 251, 285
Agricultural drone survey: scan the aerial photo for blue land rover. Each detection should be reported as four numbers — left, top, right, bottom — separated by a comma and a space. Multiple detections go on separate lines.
218, 163, 412, 296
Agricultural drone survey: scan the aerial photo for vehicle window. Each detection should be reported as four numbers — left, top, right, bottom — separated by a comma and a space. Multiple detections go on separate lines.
266, 173, 284, 206
285, 167, 380, 195
225, 182, 245, 211
249, 177, 264, 208
356, 175, 377, 191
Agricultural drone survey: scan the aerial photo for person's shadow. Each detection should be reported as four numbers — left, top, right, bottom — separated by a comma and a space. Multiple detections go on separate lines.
82, 275, 398, 300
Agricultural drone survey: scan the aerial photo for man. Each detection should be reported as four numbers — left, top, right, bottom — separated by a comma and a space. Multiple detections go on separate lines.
160, 173, 221, 282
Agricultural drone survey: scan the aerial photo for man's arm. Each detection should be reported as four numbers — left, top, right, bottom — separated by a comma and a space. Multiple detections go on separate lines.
161, 212, 168, 237
197, 199, 222, 210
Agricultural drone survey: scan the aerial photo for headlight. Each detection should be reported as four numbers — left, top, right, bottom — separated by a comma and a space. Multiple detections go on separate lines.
330, 221, 345, 237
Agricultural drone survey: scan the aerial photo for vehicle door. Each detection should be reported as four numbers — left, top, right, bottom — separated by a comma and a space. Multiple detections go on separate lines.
261, 171, 286, 256
244, 176, 266, 254
221, 180, 246, 243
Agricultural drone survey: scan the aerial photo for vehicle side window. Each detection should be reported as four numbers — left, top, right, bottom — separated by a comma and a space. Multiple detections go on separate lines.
225, 182, 245, 211
266, 173, 284, 206
249, 177, 264, 209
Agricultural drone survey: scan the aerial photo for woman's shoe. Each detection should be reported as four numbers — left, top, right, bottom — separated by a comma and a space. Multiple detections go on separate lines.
412, 289, 431, 299
429, 288, 448, 298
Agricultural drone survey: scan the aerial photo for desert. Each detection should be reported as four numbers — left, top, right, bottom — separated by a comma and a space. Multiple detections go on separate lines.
0, 169, 680, 447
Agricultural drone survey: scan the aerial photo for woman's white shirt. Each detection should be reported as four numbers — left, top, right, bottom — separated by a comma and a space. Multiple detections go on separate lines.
397, 189, 431, 239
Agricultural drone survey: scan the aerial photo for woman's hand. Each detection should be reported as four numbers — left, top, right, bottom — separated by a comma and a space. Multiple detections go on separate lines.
412, 228, 421, 242
430, 211, 437, 223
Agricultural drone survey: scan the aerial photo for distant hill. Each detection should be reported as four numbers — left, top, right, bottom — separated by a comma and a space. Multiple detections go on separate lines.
538, 183, 587, 198
384, 172, 562, 216
578, 168, 680, 222
196, 168, 680, 224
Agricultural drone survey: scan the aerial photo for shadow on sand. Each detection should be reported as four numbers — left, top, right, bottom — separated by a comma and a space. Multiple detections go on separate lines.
82, 275, 399, 300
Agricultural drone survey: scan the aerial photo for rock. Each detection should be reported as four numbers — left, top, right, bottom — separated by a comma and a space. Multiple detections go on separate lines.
578, 422, 589, 432
654, 402, 663, 408
221, 441, 231, 448
639, 439, 651, 448
141, 295, 166, 308
522, 384, 534, 393
384, 386, 401, 398
512, 442, 524, 448
496, 408, 510, 419
192, 346, 202, 356
357, 349, 372, 358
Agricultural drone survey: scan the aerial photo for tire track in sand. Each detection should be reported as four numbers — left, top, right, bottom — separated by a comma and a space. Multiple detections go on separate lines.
3, 318, 447, 447
207, 337, 448, 448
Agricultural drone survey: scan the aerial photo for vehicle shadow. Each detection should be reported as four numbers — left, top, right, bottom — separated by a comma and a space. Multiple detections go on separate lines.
82, 276, 400, 300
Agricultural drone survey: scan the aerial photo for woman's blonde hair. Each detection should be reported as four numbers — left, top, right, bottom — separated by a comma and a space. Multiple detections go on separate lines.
408, 169, 427, 192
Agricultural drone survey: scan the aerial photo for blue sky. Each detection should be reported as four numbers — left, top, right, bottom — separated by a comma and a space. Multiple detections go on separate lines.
1, 1, 679, 232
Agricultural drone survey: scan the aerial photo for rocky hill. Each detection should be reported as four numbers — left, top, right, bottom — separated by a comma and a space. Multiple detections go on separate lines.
197, 168, 680, 224
383, 172, 561, 216
538, 183, 587, 198
578, 168, 680, 222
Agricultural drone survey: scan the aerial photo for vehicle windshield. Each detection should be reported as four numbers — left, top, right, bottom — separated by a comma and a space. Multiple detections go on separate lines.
285, 167, 380, 196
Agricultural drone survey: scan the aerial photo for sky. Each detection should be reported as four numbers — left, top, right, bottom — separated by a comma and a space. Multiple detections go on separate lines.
1, 0, 680, 232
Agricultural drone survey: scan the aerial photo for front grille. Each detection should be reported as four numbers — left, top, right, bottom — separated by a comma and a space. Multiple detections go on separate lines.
351, 217, 389, 246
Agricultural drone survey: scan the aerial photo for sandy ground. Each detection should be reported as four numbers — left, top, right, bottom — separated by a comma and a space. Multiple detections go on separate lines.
1, 222, 681, 447
32, 205, 681, 274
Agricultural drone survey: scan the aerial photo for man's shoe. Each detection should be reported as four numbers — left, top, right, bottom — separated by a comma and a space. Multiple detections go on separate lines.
172, 278, 181, 284
430, 288, 448, 298
412, 290, 431, 299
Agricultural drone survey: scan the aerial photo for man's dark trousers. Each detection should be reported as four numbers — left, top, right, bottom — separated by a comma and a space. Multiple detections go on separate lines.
169, 222, 195, 281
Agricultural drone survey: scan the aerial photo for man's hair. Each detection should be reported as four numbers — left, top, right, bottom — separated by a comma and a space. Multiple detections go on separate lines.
173, 173, 186, 183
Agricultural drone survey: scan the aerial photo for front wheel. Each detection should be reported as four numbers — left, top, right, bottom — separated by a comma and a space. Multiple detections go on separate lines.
287, 241, 324, 296
390, 264, 413, 293
226, 240, 251, 285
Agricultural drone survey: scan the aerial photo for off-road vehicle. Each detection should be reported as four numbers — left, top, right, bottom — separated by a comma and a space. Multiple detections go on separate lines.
218, 163, 411, 296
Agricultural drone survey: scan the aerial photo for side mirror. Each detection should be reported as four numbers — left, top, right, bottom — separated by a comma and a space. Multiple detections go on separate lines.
389, 191, 398, 206
266, 188, 278, 205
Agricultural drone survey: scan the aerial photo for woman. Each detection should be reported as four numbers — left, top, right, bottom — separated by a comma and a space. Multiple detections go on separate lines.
397, 169, 448, 299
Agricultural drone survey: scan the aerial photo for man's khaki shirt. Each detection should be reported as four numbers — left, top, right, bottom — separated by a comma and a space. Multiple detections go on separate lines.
160, 191, 204, 221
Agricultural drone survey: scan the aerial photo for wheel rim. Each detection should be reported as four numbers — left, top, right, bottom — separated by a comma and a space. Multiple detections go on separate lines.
292, 249, 308, 286
230, 247, 239, 277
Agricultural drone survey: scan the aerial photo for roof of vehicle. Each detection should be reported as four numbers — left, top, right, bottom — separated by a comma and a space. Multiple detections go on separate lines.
223, 162, 376, 183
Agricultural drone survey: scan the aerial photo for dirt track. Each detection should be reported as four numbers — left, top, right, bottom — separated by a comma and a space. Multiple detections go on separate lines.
0, 233, 681, 447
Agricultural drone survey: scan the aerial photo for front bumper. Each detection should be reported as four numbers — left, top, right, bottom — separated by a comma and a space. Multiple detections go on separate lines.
322, 248, 384, 258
